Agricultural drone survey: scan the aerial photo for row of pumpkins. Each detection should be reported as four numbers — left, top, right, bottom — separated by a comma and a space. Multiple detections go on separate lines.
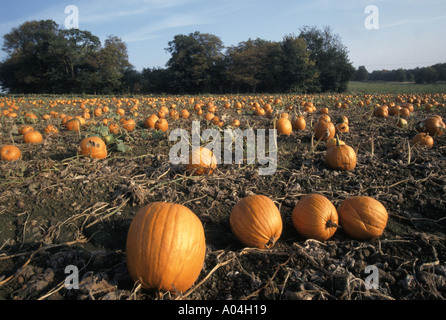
126, 192, 388, 293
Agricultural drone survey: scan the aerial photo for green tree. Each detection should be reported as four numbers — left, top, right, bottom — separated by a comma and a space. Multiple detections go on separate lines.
298, 26, 355, 92
88, 35, 133, 94
279, 34, 318, 92
0, 20, 59, 93
165, 31, 224, 93
0, 20, 132, 94
354, 66, 369, 81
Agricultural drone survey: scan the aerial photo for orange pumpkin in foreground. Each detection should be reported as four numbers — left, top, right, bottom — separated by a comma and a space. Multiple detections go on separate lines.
126, 202, 206, 293
230, 194, 283, 249
314, 119, 335, 141
411, 132, 434, 149
326, 143, 357, 171
79, 136, 107, 159
276, 117, 292, 135
337, 196, 388, 241
0, 145, 21, 161
23, 131, 43, 144
292, 193, 339, 241
186, 146, 217, 176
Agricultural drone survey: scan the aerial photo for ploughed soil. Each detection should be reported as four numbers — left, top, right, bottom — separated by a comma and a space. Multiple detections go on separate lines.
0, 94, 445, 302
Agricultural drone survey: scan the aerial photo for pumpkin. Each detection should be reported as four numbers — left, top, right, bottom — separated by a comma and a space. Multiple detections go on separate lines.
0, 145, 21, 161
314, 119, 336, 141
23, 131, 43, 144
79, 136, 107, 159
336, 116, 349, 125
291, 193, 339, 241
326, 143, 357, 171
411, 132, 434, 149
374, 106, 389, 117
65, 118, 82, 131
335, 123, 349, 133
154, 118, 168, 132
231, 119, 240, 127
180, 109, 190, 119
144, 114, 159, 129
230, 194, 282, 249
43, 124, 59, 134
126, 202, 206, 293
337, 196, 388, 241
291, 115, 306, 131
186, 146, 217, 176
120, 118, 136, 132
108, 123, 120, 134
276, 117, 292, 135
417, 115, 445, 136
19, 125, 34, 135
326, 137, 345, 149
94, 108, 102, 117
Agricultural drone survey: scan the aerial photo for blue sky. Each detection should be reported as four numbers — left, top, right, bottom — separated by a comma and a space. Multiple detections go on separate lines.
1, 0, 445, 72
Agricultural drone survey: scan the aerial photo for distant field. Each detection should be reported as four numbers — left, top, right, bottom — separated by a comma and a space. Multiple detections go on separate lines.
347, 81, 446, 95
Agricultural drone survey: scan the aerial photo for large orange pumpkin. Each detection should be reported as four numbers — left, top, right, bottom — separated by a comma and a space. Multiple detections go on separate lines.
411, 132, 434, 148
23, 131, 43, 144
292, 193, 339, 241
326, 144, 357, 171
126, 202, 206, 293
337, 196, 388, 241
417, 115, 445, 136
79, 136, 107, 159
0, 145, 21, 161
314, 119, 335, 141
291, 115, 306, 131
276, 117, 292, 135
186, 146, 217, 176
230, 194, 282, 249
143, 114, 159, 129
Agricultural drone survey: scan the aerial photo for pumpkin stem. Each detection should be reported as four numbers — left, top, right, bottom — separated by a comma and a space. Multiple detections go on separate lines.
326, 219, 340, 229
265, 236, 276, 249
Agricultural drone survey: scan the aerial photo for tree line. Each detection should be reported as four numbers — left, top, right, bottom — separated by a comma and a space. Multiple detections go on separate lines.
354, 63, 446, 84
0, 20, 356, 94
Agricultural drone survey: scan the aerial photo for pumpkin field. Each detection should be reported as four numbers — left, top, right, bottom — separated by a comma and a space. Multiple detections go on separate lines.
0, 90, 445, 301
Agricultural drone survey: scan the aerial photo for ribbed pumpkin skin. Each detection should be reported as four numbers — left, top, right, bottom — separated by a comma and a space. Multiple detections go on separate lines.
186, 147, 217, 176
0, 145, 21, 161
326, 144, 357, 171
337, 196, 388, 241
292, 194, 339, 241
126, 202, 206, 293
230, 195, 282, 249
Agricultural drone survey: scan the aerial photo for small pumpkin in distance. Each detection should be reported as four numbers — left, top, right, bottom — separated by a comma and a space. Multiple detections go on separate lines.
126, 202, 206, 293
230, 194, 283, 249
292, 193, 339, 241
337, 196, 388, 241
0, 145, 21, 161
